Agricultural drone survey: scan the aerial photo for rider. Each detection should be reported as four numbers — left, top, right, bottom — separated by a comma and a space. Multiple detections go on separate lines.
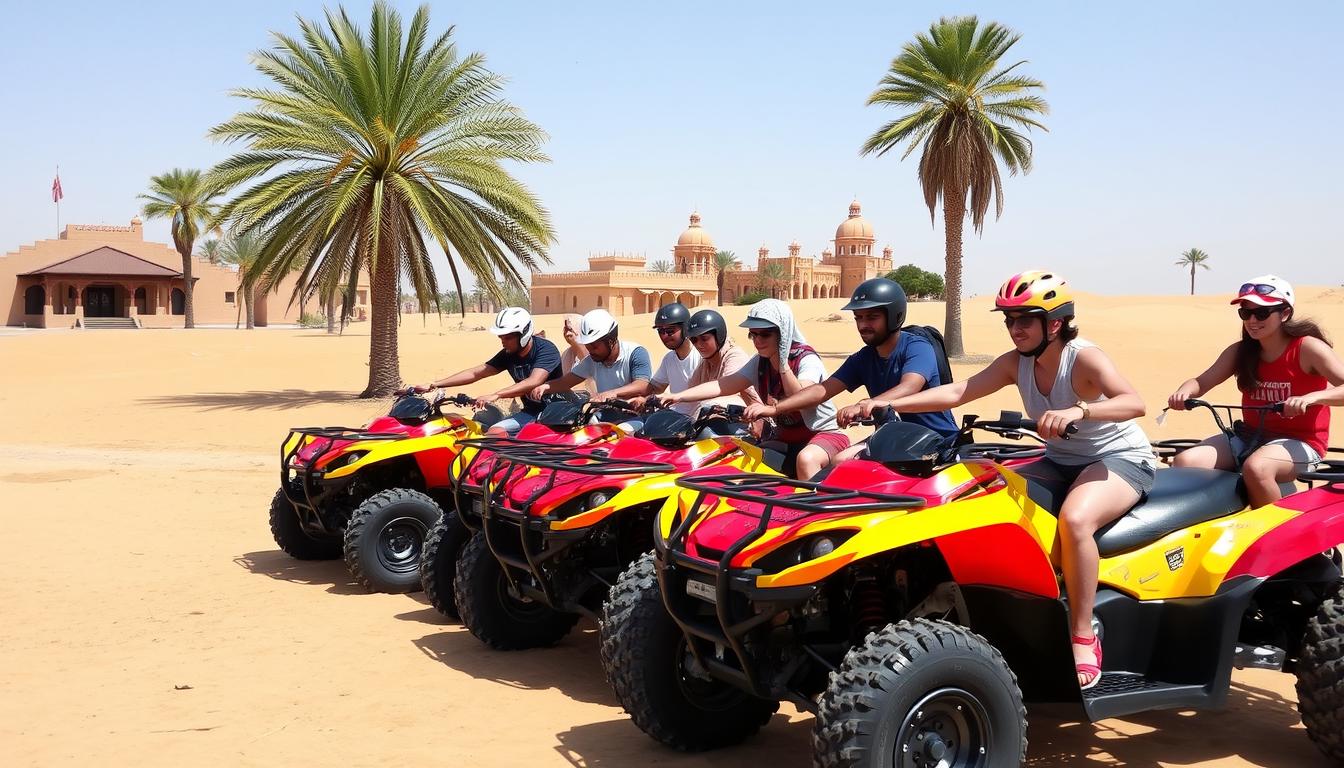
685, 308, 760, 436
867, 270, 1154, 691
605, 303, 701, 416
746, 278, 958, 459
1166, 275, 1344, 506
411, 306, 561, 436
531, 308, 652, 431
663, 299, 848, 479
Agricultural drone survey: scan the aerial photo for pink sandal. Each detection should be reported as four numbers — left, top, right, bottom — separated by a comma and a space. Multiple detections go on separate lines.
1072, 634, 1104, 690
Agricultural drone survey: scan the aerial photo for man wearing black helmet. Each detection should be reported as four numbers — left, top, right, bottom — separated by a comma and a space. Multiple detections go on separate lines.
744, 278, 957, 454
606, 303, 702, 415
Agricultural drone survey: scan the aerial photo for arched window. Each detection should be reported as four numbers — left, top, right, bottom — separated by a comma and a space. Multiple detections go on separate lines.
24, 285, 45, 314
171, 288, 186, 315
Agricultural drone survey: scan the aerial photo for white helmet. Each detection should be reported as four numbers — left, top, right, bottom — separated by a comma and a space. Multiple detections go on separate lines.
490, 306, 533, 346
576, 308, 618, 344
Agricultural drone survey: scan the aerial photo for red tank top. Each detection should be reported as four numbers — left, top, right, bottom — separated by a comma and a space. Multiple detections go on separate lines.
1241, 336, 1330, 454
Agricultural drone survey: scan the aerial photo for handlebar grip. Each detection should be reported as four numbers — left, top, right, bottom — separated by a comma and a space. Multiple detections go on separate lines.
724, 404, 745, 421
606, 398, 632, 411
1271, 402, 1285, 413
1184, 398, 1209, 410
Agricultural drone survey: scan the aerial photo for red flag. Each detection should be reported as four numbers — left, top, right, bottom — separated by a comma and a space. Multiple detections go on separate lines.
52, 174, 63, 203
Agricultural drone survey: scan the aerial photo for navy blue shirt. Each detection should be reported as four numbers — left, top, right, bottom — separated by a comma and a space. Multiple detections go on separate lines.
832, 332, 959, 437
486, 336, 563, 415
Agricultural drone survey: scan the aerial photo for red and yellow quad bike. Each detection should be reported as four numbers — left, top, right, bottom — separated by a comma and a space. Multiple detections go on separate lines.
599, 404, 1344, 766
419, 395, 627, 618
275, 392, 500, 593
453, 404, 781, 650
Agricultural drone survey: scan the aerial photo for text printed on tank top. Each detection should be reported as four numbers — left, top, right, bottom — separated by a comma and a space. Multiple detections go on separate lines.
1249, 380, 1291, 403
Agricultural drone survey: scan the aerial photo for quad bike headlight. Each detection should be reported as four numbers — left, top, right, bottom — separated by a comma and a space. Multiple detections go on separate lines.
587, 491, 613, 509
324, 450, 367, 470
806, 536, 839, 560
753, 531, 858, 574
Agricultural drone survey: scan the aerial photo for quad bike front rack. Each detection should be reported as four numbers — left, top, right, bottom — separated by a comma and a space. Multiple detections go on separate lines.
449, 437, 596, 529
659, 473, 924, 700
281, 427, 409, 513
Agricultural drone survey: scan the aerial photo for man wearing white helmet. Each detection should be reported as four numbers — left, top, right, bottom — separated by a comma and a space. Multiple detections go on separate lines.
531, 308, 652, 430
410, 306, 562, 435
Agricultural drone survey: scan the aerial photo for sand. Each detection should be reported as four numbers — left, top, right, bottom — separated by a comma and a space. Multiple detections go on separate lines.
2, 292, 1342, 767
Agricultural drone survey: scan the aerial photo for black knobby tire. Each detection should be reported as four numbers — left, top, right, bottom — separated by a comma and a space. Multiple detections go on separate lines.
454, 531, 580, 650
1296, 580, 1344, 762
269, 486, 341, 560
598, 553, 778, 751
813, 619, 1026, 768
343, 488, 442, 593
420, 514, 471, 619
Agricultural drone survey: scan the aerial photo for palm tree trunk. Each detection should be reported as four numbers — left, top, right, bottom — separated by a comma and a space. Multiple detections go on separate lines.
363, 258, 401, 398
717, 273, 724, 306
179, 247, 196, 329
1190, 266, 1195, 296
245, 284, 255, 330
326, 293, 336, 335
941, 183, 966, 358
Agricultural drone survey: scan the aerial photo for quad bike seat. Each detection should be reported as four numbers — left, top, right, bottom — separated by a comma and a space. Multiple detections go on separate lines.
1025, 467, 1248, 557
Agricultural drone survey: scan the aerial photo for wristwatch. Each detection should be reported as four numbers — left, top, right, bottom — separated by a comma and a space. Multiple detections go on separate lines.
1074, 399, 1091, 420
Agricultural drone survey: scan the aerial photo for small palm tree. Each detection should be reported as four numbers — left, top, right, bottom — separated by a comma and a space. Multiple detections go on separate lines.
714, 250, 739, 306
219, 231, 264, 329
197, 238, 223, 265
140, 168, 222, 329
861, 16, 1048, 357
1175, 248, 1212, 295
470, 284, 492, 314
649, 259, 673, 273
209, 2, 554, 396
758, 261, 789, 300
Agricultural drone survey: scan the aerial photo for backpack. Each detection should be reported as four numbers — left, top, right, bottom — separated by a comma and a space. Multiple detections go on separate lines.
900, 325, 954, 385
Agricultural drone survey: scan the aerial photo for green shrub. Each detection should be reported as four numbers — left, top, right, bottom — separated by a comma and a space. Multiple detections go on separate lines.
299, 312, 326, 328
734, 290, 769, 306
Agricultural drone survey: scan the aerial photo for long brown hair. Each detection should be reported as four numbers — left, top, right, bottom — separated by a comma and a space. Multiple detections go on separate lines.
1234, 308, 1331, 391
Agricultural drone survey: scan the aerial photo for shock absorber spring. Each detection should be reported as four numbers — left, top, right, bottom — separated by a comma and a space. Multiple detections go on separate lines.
853, 574, 886, 638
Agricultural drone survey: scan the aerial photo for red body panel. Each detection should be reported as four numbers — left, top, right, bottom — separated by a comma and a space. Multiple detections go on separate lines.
1226, 487, 1344, 579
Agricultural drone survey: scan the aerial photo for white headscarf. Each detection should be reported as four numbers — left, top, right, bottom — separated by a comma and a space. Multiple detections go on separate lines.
745, 299, 805, 362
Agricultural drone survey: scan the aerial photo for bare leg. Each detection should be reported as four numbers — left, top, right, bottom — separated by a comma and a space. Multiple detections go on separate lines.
795, 444, 831, 480
1058, 463, 1141, 686
1171, 433, 1234, 470
1241, 443, 1299, 507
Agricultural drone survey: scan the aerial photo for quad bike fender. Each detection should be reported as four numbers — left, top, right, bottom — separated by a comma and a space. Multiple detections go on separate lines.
1225, 488, 1344, 581
321, 424, 477, 485
749, 487, 1061, 597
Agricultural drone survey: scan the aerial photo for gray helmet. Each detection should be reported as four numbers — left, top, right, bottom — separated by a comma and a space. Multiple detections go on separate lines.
653, 302, 691, 333
686, 309, 727, 347
843, 277, 908, 331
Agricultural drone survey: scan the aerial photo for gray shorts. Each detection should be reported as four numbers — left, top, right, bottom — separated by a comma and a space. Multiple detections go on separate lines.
1017, 456, 1157, 501
1226, 433, 1322, 473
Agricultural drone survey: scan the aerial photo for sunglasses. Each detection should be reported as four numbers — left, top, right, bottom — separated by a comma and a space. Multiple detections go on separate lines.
1238, 283, 1278, 297
1002, 315, 1039, 330
1238, 305, 1287, 321
747, 329, 777, 340
655, 326, 680, 337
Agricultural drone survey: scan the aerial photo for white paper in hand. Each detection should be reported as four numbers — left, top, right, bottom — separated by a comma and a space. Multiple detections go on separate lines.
1156, 409, 1169, 428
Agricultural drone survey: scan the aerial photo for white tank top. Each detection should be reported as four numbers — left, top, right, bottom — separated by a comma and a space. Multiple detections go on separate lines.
1016, 339, 1155, 467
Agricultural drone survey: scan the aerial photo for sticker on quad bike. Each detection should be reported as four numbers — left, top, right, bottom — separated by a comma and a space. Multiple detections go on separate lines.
685, 578, 717, 604
1165, 546, 1185, 572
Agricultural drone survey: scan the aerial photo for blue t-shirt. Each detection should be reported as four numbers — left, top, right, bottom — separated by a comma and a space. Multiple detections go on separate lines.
486, 336, 562, 415
832, 331, 959, 437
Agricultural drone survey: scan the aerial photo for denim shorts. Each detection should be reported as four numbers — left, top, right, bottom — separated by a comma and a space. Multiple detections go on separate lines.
491, 411, 537, 436
1017, 456, 1156, 500
1227, 433, 1322, 474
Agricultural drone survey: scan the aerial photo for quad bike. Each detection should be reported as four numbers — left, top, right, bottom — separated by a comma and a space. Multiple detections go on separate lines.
599, 400, 1344, 766
274, 391, 501, 593
450, 401, 781, 650
418, 394, 630, 617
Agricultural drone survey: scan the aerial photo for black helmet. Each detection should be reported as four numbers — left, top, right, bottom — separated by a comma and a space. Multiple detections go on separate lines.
653, 302, 691, 332
686, 309, 727, 348
843, 278, 907, 332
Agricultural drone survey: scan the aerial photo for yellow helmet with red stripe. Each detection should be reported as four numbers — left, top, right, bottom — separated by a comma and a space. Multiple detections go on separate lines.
993, 270, 1075, 319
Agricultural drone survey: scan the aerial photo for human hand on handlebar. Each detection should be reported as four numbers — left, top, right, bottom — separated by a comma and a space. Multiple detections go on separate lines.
1037, 407, 1082, 439
1167, 386, 1200, 411
530, 383, 551, 401
1282, 393, 1318, 417
742, 403, 776, 423
473, 393, 499, 410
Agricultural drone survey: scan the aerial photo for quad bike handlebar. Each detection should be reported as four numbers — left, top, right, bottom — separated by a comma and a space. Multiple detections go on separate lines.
1153, 399, 1284, 467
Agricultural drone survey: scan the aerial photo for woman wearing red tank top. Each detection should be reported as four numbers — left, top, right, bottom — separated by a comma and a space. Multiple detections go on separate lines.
1168, 275, 1344, 507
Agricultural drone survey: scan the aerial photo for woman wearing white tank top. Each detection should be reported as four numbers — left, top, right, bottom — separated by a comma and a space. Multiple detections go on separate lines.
865, 271, 1154, 691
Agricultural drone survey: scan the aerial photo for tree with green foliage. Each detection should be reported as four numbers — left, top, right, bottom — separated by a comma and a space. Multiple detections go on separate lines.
886, 264, 945, 300
140, 168, 222, 329
1175, 248, 1211, 295
758, 261, 790, 300
649, 259, 673, 273
734, 290, 768, 306
218, 230, 264, 329
197, 238, 223, 265
861, 16, 1047, 356
714, 250, 740, 306
209, 2, 554, 396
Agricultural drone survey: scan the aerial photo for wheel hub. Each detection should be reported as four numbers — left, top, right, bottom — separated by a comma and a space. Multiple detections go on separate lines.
377, 516, 428, 573
897, 687, 988, 768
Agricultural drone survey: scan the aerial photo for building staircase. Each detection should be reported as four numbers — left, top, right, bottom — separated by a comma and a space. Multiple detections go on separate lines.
77, 317, 139, 329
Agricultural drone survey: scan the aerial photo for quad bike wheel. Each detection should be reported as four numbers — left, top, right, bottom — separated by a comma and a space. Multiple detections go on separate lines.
269, 486, 342, 560
454, 531, 580, 650
420, 513, 472, 619
813, 619, 1027, 768
599, 553, 778, 750
1296, 579, 1344, 762
344, 488, 442, 593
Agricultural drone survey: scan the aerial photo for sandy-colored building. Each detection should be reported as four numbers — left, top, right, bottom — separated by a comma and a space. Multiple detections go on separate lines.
529, 202, 893, 316
2, 218, 370, 328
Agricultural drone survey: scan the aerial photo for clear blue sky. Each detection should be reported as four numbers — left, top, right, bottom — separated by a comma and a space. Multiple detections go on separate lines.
3, 0, 1341, 296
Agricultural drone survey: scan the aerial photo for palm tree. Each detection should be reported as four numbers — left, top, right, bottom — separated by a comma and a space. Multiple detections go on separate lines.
714, 249, 739, 306
758, 261, 789, 300
218, 230, 264, 329
197, 238, 223, 265
208, 2, 554, 397
861, 16, 1048, 357
140, 168, 222, 329
1175, 248, 1211, 295
649, 259, 673, 273
470, 284, 492, 314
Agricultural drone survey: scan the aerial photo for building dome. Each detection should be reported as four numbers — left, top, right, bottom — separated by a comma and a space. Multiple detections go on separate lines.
677, 212, 714, 247
835, 199, 874, 240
